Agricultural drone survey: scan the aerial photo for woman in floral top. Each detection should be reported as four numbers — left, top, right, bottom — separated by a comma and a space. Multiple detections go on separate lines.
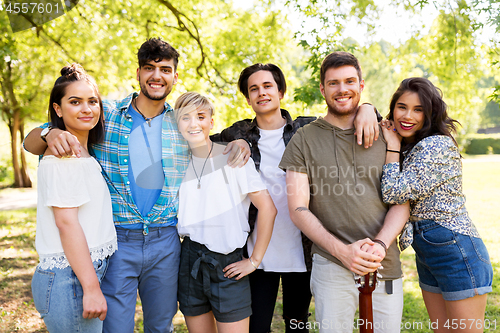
381, 77, 492, 332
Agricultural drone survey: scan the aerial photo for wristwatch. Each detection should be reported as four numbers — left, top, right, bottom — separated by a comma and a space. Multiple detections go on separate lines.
40, 126, 53, 143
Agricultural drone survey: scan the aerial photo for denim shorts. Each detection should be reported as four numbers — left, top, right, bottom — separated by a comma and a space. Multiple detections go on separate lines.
412, 219, 493, 301
178, 237, 252, 323
31, 258, 109, 333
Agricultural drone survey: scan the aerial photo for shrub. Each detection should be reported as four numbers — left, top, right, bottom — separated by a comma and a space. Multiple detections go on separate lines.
464, 138, 500, 154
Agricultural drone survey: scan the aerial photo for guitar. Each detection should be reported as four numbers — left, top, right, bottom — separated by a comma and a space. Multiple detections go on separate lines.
355, 270, 378, 333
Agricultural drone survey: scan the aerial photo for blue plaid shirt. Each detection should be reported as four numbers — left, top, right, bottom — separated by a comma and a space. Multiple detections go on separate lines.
95, 93, 189, 234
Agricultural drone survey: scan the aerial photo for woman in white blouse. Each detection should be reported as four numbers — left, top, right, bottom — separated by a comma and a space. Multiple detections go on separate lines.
31, 64, 117, 333
174, 92, 276, 333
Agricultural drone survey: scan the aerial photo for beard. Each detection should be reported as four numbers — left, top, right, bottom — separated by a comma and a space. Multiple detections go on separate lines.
325, 94, 360, 117
139, 78, 171, 101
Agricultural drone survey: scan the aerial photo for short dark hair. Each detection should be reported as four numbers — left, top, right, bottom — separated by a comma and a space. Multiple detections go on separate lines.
387, 77, 459, 152
238, 63, 286, 99
320, 52, 362, 85
48, 63, 104, 147
137, 38, 180, 70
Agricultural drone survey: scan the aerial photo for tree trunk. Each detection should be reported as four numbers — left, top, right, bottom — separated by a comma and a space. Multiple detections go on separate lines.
9, 111, 23, 187
3, 60, 32, 188
8, 111, 32, 188
19, 122, 32, 187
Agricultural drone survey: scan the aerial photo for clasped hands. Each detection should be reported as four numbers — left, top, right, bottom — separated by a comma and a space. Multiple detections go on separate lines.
340, 238, 387, 276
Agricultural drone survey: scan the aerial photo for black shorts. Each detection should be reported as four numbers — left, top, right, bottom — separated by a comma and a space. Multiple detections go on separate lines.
178, 237, 252, 323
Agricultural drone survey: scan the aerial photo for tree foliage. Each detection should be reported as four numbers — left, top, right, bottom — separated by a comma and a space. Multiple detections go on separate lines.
2, 0, 500, 187
481, 100, 500, 126
0, 0, 301, 187
287, 0, 499, 132
286, 0, 377, 106
391, 1, 490, 137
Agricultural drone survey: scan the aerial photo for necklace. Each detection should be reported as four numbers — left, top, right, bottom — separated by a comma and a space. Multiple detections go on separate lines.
191, 141, 214, 189
132, 97, 164, 127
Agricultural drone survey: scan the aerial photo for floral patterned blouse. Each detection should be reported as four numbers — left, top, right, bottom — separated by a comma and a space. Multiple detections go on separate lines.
381, 135, 480, 250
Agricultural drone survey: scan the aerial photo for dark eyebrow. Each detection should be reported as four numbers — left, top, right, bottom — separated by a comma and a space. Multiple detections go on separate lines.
144, 62, 173, 70
396, 101, 422, 108
327, 77, 357, 83
249, 81, 274, 89
68, 96, 98, 100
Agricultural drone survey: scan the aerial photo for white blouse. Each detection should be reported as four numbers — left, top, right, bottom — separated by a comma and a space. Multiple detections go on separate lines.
177, 154, 267, 254
36, 156, 117, 270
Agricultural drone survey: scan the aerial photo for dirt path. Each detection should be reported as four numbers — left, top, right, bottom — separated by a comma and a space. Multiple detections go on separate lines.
0, 187, 37, 211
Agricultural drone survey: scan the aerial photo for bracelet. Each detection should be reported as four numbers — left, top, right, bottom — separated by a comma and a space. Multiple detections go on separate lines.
237, 137, 252, 149
248, 257, 258, 269
361, 102, 382, 122
386, 149, 400, 154
373, 239, 388, 255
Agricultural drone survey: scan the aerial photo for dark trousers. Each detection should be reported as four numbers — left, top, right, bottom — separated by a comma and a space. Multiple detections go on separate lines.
249, 269, 312, 333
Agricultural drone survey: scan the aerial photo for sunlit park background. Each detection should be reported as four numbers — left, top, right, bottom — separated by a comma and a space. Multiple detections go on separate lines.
0, 0, 499, 331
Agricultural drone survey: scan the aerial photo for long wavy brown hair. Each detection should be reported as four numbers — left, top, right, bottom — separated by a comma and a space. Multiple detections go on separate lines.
387, 77, 459, 156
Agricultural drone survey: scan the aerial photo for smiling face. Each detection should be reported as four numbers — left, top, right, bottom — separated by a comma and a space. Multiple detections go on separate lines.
246, 70, 283, 116
177, 109, 213, 148
53, 81, 101, 138
136, 58, 178, 101
393, 91, 425, 142
320, 65, 364, 117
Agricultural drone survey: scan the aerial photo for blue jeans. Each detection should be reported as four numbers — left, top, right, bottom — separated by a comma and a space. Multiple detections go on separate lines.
31, 258, 109, 333
101, 226, 180, 333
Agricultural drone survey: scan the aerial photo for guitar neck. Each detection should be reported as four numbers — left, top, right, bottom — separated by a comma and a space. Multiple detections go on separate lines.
358, 293, 374, 333
357, 271, 377, 333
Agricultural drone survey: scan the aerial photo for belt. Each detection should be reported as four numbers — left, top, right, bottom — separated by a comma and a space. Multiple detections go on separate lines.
191, 251, 220, 297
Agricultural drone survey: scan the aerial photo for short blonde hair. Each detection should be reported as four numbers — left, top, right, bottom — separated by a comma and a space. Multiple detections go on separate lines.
174, 92, 214, 123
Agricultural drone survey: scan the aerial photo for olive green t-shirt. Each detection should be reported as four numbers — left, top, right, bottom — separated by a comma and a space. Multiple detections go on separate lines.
279, 118, 402, 279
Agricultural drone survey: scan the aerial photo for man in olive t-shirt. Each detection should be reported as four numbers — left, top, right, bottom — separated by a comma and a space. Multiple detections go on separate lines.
279, 52, 408, 333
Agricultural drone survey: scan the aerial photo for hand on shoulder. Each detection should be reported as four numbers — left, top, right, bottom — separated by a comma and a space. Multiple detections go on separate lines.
45, 129, 82, 158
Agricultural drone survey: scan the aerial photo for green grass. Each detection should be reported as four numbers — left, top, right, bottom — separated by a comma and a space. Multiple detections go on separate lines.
0, 155, 499, 332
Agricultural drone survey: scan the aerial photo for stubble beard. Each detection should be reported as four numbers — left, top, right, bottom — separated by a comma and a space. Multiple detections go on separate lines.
326, 95, 360, 118
139, 78, 170, 101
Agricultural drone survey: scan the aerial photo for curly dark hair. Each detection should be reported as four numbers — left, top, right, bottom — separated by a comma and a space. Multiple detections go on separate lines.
48, 63, 104, 147
137, 38, 180, 70
238, 63, 286, 99
387, 77, 459, 154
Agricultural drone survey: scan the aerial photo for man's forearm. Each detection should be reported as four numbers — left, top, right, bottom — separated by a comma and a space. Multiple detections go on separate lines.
210, 126, 235, 143
23, 127, 47, 155
373, 202, 410, 248
290, 206, 345, 258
